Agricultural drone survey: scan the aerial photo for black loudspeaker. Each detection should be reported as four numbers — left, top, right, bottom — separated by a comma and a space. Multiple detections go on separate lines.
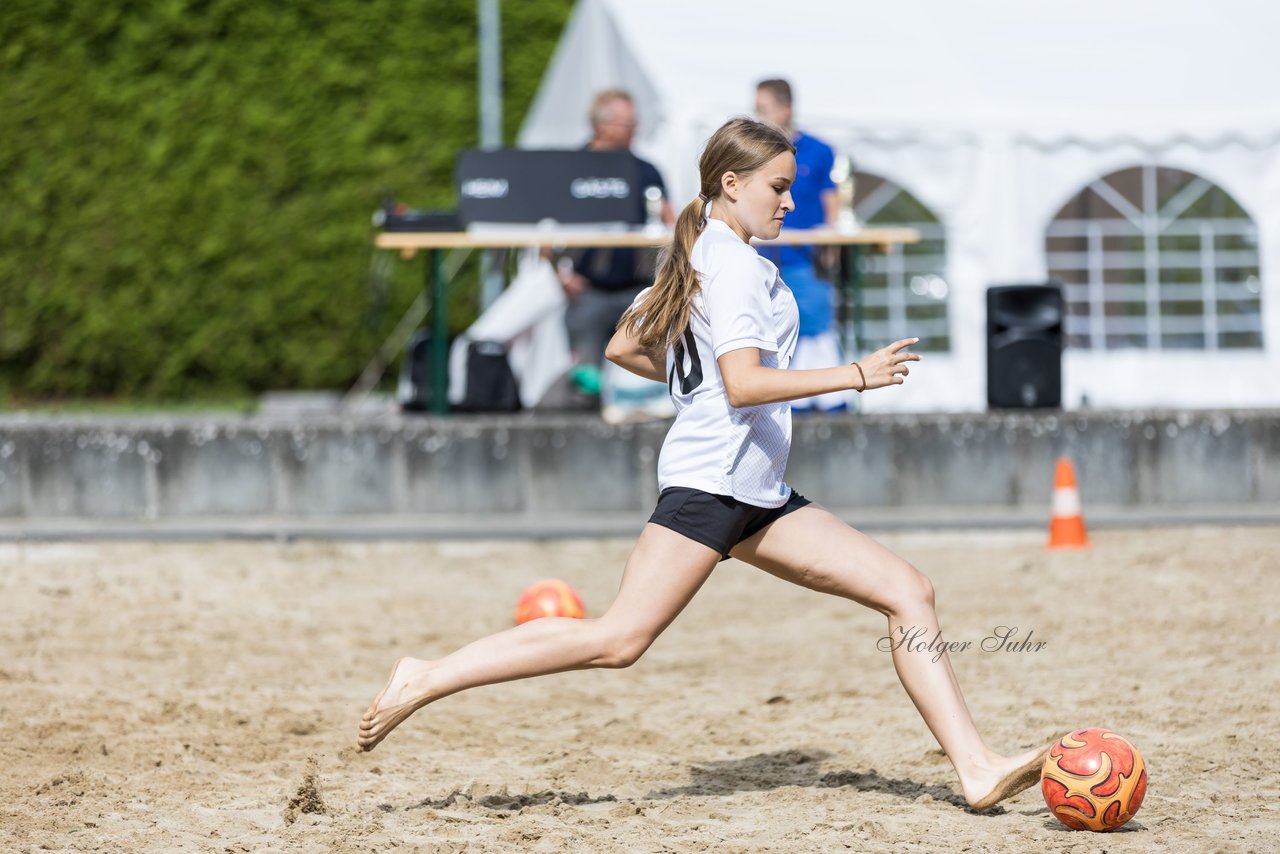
986, 283, 1064, 409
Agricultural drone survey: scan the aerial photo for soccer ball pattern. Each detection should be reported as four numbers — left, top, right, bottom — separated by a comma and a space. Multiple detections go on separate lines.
1041, 727, 1147, 831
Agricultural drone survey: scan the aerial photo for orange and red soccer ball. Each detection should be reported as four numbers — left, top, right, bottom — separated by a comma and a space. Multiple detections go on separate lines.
514, 579, 586, 625
1041, 727, 1148, 831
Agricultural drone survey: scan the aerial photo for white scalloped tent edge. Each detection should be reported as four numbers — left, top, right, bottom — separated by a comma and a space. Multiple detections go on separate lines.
519, 0, 1280, 412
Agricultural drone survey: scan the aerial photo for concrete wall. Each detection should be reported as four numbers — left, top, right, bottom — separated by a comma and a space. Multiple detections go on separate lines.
0, 410, 1276, 519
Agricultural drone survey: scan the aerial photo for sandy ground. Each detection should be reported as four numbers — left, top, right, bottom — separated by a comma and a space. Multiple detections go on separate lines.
1, 525, 1277, 852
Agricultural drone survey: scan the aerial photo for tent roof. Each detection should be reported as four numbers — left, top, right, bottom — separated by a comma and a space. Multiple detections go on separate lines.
521, 0, 1280, 149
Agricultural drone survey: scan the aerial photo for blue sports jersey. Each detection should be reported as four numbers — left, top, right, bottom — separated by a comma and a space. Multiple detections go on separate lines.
758, 130, 836, 270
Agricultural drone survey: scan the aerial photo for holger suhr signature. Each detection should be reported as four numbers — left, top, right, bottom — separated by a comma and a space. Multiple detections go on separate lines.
878, 626, 1047, 663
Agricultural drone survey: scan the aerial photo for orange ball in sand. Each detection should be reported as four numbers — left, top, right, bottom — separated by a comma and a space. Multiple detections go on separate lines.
514, 579, 586, 625
1041, 727, 1148, 832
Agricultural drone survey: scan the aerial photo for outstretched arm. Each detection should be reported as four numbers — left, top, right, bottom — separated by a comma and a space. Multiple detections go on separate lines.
718, 337, 920, 408
605, 323, 667, 383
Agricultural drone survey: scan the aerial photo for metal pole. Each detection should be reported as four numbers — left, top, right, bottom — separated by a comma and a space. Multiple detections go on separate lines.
477, 0, 505, 310
477, 0, 502, 149
843, 243, 865, 413
852, 245, 865, 359
431, 249, 449, 415
838, 244, 855, 357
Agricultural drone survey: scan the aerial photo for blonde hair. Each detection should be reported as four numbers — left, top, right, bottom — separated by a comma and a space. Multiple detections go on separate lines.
589, 88, 635, 130
618, 117, 795, 353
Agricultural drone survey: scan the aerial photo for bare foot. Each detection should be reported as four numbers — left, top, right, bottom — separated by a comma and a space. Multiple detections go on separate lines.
963, 743, 1053, 811
357, 657, 434, 752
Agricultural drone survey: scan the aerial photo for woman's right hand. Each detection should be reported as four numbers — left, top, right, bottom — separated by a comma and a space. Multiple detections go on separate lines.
853, 337, 921, 390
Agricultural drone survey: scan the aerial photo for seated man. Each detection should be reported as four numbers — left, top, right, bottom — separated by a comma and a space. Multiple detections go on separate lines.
558, 89, 675, 375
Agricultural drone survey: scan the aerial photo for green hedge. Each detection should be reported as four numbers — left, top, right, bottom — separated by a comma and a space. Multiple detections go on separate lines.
0, 0, 574, 401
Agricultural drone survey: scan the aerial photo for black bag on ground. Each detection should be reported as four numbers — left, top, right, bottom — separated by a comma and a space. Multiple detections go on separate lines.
397, 330, 435, 413
457, 340, 521, 412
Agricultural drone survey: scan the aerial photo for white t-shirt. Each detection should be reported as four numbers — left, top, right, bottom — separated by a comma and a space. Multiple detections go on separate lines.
649, 218, 800, 507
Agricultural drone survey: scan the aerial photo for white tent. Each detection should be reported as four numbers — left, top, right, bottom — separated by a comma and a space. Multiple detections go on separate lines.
520, 0, 1280, 412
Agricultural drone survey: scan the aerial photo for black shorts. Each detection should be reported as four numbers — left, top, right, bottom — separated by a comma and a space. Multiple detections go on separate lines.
647, 487, 812, 560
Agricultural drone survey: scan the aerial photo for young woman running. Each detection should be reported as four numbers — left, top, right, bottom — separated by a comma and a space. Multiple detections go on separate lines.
359, 117, 1050, 811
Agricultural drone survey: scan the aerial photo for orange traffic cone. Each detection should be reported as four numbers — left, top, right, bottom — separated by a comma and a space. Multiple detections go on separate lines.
1047, 457, 1090, 549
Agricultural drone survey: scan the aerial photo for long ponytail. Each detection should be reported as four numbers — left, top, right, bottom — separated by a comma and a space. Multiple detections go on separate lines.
618, 194, 707, 352
617, 117, 795, 353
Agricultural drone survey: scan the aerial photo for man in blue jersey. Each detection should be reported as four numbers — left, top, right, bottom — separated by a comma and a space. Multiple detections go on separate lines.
755, 79, 848, 412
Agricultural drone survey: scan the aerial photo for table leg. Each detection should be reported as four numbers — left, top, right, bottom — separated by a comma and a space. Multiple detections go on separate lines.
838, 244, 864, 359
429, 248, 449, 414
851, 244, 864, 358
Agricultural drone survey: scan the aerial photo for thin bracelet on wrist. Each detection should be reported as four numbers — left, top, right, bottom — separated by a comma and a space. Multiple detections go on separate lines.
852, 361, 866, 392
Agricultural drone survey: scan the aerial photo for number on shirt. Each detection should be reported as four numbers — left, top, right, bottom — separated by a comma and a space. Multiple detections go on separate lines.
669, 327, 704, 395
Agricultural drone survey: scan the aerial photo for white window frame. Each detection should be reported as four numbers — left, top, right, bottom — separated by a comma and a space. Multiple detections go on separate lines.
853, 174, 950, 352
1045, 165, 1263, 351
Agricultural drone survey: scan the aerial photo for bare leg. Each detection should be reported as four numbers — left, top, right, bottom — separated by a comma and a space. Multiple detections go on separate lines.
358, 524, 719, 751
730, 505, 1052, 809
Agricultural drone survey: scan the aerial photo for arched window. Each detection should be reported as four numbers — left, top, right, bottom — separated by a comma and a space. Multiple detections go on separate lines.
852, 172, 950, 352
1045, 165, 1263, 350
